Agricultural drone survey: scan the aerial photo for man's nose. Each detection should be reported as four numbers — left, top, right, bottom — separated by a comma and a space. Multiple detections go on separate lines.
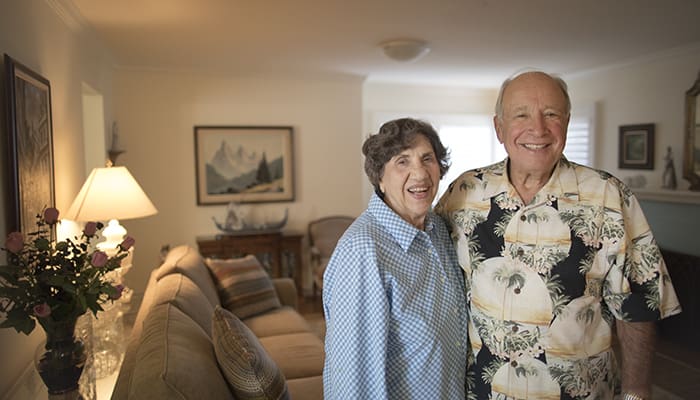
529, 114, 547, 134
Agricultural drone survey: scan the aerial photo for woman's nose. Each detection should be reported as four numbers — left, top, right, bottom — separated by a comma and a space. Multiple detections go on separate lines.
410, 162, 429, 177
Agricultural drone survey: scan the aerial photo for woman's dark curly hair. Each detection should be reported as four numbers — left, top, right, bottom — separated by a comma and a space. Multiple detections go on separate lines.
362, 118, 450, 195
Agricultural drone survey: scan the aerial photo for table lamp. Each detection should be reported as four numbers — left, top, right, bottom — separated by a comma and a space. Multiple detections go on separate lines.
64, 164, 157, 378
64, 164, 158, 257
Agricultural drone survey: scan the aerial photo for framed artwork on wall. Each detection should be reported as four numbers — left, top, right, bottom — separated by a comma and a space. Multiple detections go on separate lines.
619, 123, 655, 170
4, 54, 55, 234
194, 126, 294, 204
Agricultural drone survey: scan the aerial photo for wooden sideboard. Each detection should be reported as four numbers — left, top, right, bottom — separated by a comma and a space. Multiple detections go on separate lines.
196, 231, 304, 290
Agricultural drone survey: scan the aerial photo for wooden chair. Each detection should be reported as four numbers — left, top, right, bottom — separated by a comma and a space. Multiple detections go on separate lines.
308, 216, 354, 298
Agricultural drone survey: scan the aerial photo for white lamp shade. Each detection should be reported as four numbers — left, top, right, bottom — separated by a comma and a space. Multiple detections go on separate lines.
64, 166, 158, 222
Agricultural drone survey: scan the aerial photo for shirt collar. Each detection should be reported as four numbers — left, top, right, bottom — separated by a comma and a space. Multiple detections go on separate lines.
481, 157, 580, 203
368, 192, 434, 252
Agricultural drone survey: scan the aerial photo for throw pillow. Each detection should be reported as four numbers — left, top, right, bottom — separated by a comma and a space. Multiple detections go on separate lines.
205, 255, 281, 319
212, 306, 290, 400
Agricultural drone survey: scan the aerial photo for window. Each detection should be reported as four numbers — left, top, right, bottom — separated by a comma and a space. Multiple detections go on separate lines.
369, 110, 593, 202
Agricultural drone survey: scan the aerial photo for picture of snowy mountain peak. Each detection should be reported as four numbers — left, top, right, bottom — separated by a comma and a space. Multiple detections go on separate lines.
206, 140, 285, 195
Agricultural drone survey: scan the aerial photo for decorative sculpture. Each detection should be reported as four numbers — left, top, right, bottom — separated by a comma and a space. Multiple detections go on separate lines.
212, 202, 288, 234
662, 146, 678, 190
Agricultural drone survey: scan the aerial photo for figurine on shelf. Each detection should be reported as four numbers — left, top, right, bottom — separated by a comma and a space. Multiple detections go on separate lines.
212, 202, 288, 234
662, 146, 678, 190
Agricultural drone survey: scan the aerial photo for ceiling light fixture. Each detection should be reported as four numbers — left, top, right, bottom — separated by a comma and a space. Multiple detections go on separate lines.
380, 38, 430, 63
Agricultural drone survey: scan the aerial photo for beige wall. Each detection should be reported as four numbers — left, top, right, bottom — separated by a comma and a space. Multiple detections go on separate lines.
111, 69, 366, 296
567, 47, 700, 190
0, 0, 115, 394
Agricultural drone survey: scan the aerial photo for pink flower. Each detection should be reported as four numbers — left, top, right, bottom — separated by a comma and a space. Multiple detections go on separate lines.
91, 251, 108, 267
83, 222, 98, 237
5, 232, 24, 253
33, 303, 51, 318
110, 284, 125, 300
43, 207, 59, 224
120, 236, 135, 251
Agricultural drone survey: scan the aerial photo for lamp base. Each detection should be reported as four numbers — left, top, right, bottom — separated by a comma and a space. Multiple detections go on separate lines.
96, 219, 126, 256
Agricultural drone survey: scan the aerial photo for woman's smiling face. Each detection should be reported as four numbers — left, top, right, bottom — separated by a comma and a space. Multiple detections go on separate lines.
379, 134, 440, 229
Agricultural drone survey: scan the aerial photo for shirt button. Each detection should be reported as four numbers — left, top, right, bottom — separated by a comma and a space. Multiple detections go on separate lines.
512, 325, 519, 333
516, 248, 524, 256
514, 287, 521, 294
520, 214, 527, 221
511, 360, 518, 367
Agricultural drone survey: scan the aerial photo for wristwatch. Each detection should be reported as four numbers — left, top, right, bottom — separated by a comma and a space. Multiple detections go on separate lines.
622, 393, 645, 400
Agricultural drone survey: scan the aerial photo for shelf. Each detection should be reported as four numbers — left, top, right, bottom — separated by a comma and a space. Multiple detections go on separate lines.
634, 188, 700, 205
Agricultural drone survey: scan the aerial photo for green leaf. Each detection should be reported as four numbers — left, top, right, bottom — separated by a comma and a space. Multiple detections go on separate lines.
35, 238, 50, 251
0, 313, 35, 335
45, 275, 66, 286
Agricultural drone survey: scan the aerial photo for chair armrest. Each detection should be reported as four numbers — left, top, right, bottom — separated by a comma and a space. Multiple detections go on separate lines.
310, 246, 321, 264
272, 277, 298, 309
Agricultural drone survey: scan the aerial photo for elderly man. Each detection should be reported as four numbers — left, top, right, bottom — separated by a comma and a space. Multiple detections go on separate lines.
436, 71, 681, 400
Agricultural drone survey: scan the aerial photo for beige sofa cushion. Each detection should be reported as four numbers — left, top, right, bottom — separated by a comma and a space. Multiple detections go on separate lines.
286, 376, 324, 400
259, 333, 325, 380
212, 306, 290, 400
153, 273, 215, 337
155, 245, 220, 307
243, 306, 313, 338
127, 303, 233, 399
206, 255, 281, 319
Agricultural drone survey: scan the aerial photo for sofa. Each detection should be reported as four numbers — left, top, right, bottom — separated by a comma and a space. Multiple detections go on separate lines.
111, 244, 325, 399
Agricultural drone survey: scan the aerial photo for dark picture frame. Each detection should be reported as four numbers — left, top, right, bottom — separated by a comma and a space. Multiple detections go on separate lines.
4, 54, 55, 234
194, 126, 294, 204
619, 123, 655, 170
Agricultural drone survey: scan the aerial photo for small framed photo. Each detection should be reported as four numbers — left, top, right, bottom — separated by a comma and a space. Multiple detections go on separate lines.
194, 126, 294, 204
4, 54, 56, 234
619, 123, 655, 169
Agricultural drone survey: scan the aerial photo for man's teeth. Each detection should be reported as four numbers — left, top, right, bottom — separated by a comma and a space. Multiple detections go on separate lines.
523, 144, 547, 150
408, 187, 428, 193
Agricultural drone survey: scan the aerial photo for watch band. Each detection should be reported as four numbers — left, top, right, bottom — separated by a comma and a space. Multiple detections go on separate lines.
622, 393, 645, 400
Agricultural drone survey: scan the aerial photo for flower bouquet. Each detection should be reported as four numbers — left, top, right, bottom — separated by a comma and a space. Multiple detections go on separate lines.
0, 207, 134, 396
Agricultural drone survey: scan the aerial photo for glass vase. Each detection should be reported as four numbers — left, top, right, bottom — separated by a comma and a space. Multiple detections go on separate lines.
34, 317, 88, 399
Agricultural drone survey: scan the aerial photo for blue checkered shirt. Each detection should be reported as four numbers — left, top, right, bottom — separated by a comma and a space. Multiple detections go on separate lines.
323, 193, 468, 399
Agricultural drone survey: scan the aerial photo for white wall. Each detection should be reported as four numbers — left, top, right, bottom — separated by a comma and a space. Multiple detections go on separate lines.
0, 0, 114, 395
567, 47, 700, 190
111, 69, 366, 295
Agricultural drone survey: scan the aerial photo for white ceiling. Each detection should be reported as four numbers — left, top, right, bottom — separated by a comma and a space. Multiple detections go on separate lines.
67, 0, 700, 88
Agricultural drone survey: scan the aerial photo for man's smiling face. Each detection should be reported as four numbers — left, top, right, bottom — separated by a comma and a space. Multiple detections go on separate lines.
495, 72, 570, 176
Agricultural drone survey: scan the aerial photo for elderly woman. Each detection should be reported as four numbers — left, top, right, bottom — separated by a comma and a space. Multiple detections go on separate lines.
322, 118, 468, 399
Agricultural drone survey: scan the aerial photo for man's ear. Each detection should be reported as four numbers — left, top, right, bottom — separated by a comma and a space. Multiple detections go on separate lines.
493, 115, 504, 144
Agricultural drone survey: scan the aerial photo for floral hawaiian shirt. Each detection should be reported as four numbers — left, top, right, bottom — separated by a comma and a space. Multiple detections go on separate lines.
435, 158, 681, 400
